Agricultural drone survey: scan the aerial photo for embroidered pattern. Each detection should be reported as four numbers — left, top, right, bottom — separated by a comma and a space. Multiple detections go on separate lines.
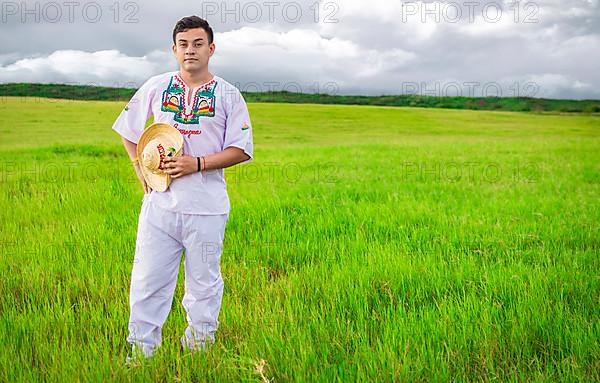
173, 122, 202, 139
157, 143, 166, 168
241, 122, 250, 131
161, 75, 217, 125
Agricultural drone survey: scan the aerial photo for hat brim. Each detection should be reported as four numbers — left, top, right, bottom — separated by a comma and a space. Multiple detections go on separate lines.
137, 123, 184, 192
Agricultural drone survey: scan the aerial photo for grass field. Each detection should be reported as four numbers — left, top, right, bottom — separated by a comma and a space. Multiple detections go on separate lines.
0, 96, 598, 381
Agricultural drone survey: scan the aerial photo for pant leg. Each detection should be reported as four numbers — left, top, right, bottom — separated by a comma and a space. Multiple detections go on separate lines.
127, 198, 184, 355
180, 213, 229, 345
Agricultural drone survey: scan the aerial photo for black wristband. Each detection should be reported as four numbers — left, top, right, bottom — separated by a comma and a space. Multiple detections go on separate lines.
197, 157, 201, 172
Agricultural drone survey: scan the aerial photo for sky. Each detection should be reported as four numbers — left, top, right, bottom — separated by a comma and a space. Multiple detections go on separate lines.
0, 0, 598, 99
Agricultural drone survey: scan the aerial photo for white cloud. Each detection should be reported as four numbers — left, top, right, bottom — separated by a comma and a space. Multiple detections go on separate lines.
0, 27, 417, 95
524, 73, 593, 98
213, 27, 416, 90
0, 50, 174, 87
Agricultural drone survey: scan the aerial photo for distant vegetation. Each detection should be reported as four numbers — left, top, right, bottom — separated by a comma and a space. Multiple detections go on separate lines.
2, 82, 600, 113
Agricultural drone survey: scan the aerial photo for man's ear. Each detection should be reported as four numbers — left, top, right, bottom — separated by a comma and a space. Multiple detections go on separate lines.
209, 43, 216, 57
171, 44, 177, 55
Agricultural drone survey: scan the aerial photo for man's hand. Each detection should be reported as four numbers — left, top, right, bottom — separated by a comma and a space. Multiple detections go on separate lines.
160, 148, 250, 179
133, 162, 153, 194
161, 155, 199, 179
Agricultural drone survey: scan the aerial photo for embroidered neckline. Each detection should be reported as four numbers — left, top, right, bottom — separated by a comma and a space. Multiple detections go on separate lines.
175, 73, 216, 93
161, 73, 218, 124
175, 73, 216, 110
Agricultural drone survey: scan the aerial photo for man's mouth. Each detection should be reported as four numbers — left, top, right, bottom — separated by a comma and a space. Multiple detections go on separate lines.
184, 59, 198, 62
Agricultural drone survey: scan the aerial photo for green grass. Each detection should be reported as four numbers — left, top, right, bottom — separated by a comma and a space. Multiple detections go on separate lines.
0, 97, 598, 381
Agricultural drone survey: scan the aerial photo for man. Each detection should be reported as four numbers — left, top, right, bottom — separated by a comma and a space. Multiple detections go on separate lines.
111, 16, 253, 362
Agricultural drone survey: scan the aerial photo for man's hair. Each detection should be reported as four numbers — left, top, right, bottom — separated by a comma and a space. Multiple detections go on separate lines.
172, 16, 214, 44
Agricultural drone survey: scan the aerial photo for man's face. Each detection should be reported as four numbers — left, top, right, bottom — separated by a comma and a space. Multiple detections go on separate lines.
172, 28, 215, 73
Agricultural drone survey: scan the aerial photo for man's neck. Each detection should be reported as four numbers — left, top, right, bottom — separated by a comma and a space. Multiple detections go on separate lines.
178, 69, 214, 88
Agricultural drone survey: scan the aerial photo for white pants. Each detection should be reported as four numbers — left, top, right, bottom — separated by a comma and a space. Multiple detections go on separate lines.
127, 196, 229, 356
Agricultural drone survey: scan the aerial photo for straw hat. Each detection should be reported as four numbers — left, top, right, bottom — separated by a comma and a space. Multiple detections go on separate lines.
136, 122, 184, 192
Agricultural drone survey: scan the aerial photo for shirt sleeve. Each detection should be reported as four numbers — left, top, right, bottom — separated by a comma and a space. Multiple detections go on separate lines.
111, 79, 154, 144
223, 87, 254, 163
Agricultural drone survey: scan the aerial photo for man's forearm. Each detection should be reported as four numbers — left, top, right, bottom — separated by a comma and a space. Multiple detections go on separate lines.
202, 147, 250, 171
134, 143, 250, 179
121, 137, 138, 161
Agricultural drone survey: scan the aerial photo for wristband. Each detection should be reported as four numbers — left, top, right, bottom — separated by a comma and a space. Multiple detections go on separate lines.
197, 157, 201, 172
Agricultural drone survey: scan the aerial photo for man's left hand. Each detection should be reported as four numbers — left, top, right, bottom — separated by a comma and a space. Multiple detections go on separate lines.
161, 155, 199, 179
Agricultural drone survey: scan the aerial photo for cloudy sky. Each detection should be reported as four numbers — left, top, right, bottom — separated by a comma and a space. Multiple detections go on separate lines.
0, 0, 598, 99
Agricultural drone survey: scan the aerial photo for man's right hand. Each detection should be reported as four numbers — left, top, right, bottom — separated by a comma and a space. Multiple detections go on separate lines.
133, 162, 153, 194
